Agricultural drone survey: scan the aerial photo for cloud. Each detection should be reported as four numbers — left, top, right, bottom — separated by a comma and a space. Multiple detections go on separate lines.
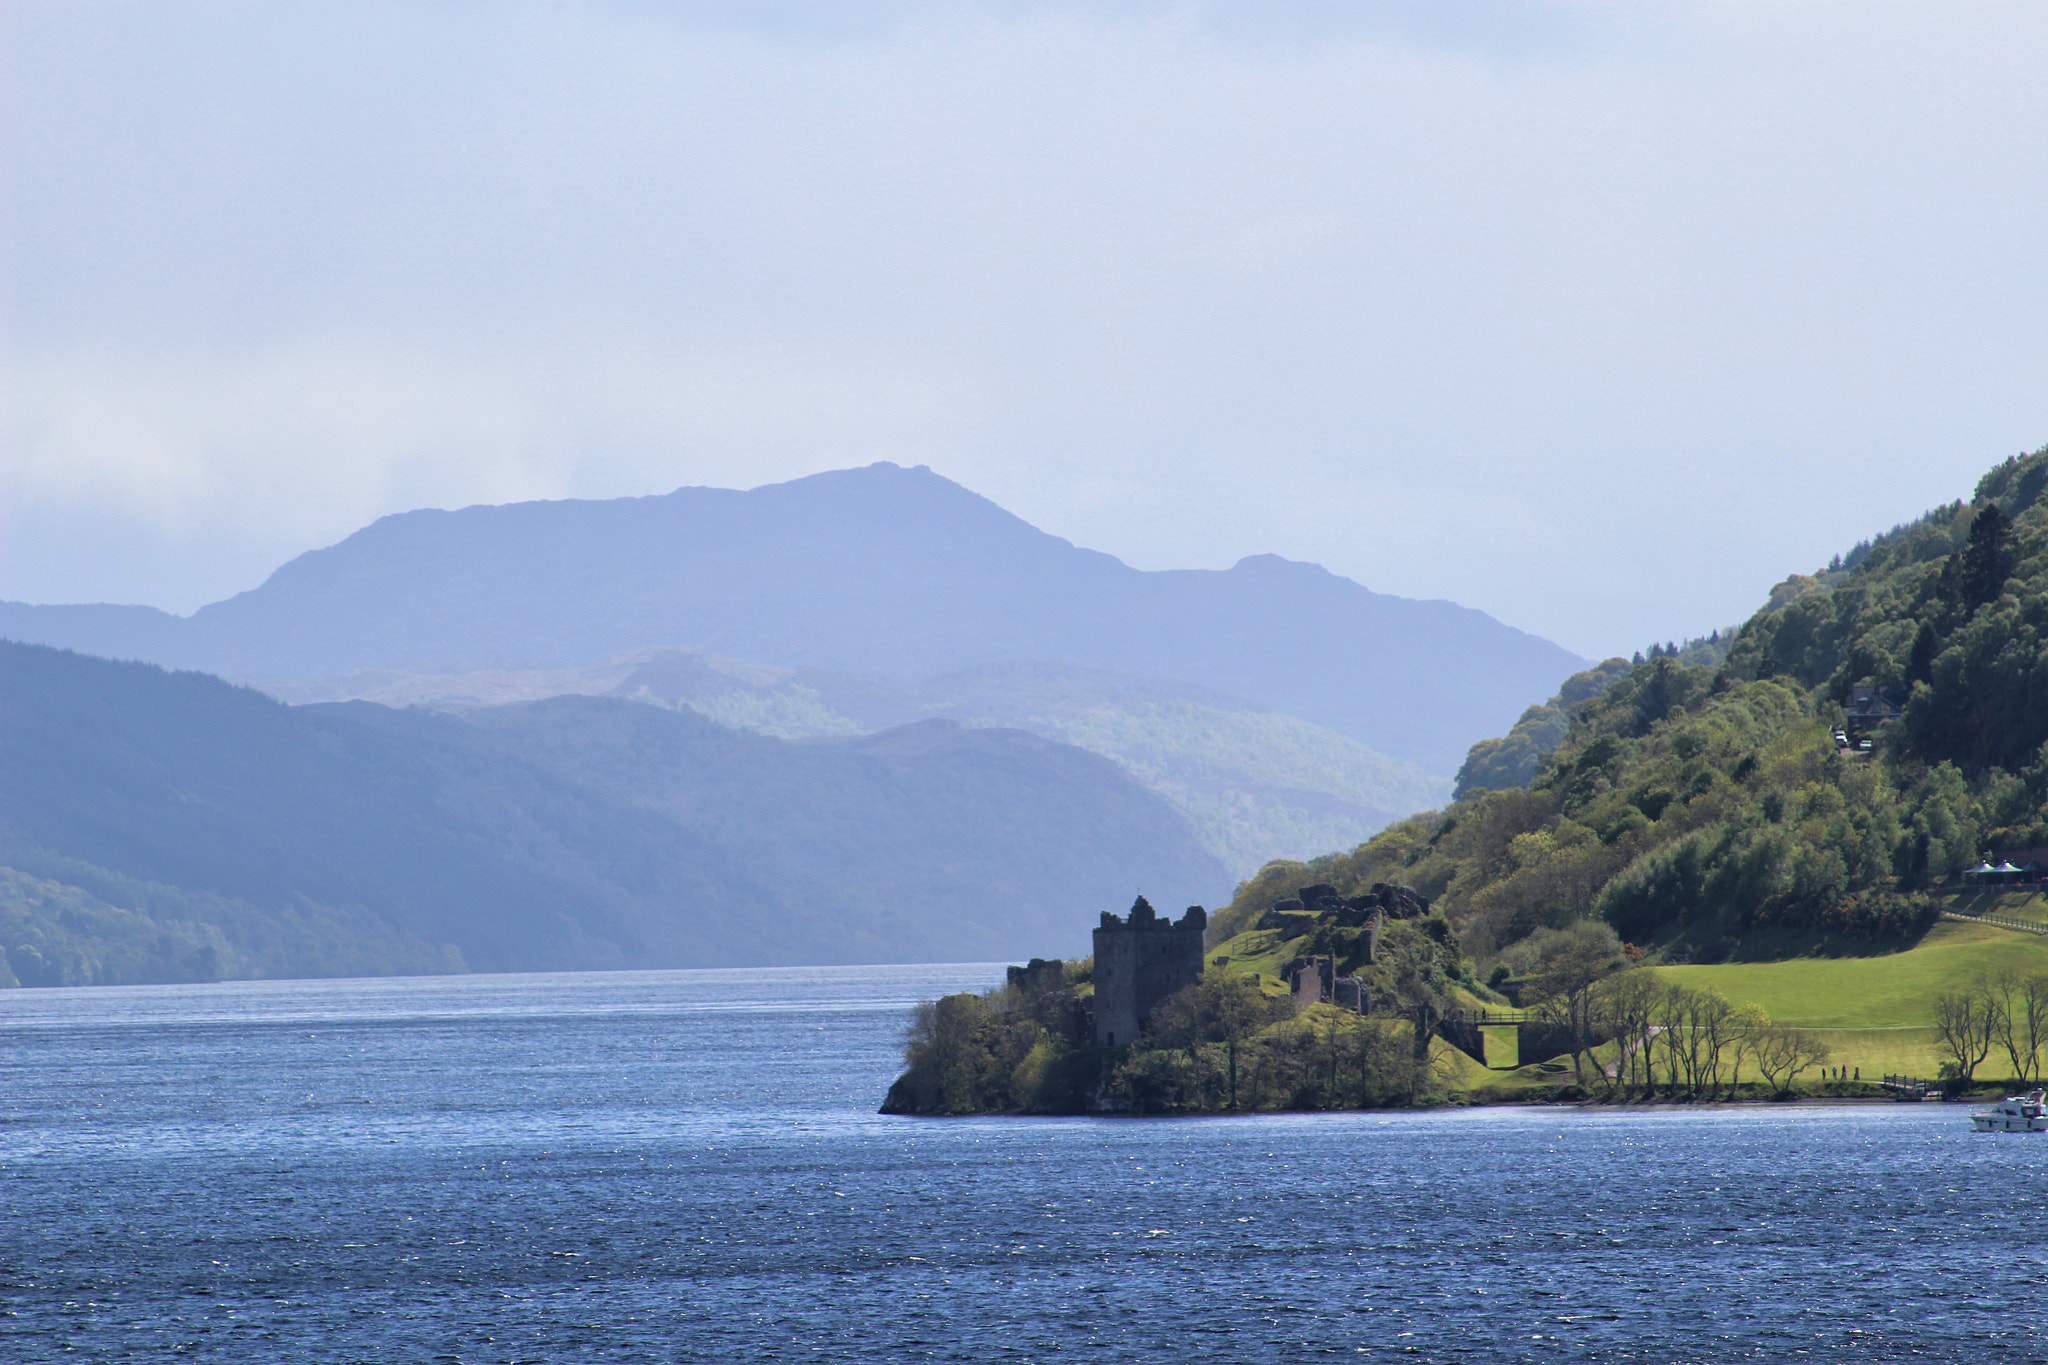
5, 1, 2046, 650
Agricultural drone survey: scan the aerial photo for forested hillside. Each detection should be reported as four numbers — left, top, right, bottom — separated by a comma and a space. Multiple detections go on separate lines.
0, 643, 803, 982
0, 643, 1227, 986
1216, 444, 2048, 976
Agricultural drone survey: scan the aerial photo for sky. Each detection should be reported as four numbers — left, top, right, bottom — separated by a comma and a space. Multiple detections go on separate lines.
5, 1, 2045, 660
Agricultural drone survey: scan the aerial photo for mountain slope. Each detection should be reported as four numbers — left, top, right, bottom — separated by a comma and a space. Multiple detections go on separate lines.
0, 642, 801, 975
461, 697, 1228, 959
0, 641, 1229, 983
262, 651, 1452, 873
0, 463, 1583, 773
1211, 441, 2048, 974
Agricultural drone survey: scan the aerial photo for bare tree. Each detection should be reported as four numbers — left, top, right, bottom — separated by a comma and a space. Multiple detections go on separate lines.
1689, 989, 1739, 1099
1526, 924, 1624, 1088
1596, 970, 1665, 1099
2016, 973, 2048, 1086
1989, 970, 2048, 1086
1749, 1024, 1831, 1096
1727, 1003, 1770, 1093
1652, 982, 1700, 1097
1933, 986, 2002, 1088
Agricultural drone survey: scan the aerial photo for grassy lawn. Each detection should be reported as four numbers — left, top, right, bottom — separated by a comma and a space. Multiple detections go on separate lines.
1657, 918, 2048, 1028
1941, 887, 2048, 927
1432, 1037, 1548, 1095
1210, 927, 1306, 994
1796, 1026, 1944, 1079
1479, 1024, 1519, 1069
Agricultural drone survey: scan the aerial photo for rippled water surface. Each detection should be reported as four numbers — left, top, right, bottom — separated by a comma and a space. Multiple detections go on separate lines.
5, 966, 2047, 1362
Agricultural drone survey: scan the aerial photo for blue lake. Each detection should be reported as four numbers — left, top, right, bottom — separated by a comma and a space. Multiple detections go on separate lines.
4, 965, 2046, 1362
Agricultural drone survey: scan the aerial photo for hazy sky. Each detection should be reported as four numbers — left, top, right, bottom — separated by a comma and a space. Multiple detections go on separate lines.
6, 1, 2045, 659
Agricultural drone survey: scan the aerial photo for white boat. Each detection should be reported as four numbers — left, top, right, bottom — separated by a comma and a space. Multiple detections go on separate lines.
1970, 1090, 2048, 1132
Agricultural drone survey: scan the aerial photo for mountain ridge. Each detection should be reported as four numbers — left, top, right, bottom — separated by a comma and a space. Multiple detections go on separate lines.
0, 462, 1584, 774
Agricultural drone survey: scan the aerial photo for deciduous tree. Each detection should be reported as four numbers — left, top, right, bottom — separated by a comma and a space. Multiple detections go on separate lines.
1934, 985, 2001, 1088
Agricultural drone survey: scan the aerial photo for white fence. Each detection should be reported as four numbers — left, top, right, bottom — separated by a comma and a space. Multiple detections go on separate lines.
1941, 910, 2048, 936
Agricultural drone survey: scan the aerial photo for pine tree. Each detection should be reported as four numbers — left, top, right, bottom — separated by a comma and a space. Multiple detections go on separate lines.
1958, 502, 2015, 613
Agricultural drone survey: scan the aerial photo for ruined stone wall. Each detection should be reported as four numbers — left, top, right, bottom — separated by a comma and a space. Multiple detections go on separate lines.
1091, 896, 1206, 1049
1289, 955, 1335, 1010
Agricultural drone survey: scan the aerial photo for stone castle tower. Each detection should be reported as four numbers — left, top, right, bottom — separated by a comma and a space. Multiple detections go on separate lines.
1091, 896, 1205, 1049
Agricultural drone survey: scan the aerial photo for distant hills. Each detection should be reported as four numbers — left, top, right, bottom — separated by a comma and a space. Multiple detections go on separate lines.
0, 462, 1584, 777
263, 650, 1451, 873
0, 642, 1228, 986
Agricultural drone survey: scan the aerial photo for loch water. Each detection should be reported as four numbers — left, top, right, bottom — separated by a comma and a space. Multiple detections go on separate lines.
4, 966, 2046, 1363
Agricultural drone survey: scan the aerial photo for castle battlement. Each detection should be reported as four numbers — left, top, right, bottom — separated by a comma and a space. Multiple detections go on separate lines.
1091, 895, 1205, 1049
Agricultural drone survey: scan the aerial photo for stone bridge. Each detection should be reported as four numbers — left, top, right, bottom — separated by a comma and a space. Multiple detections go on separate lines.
1436, 1009, 1614, 1071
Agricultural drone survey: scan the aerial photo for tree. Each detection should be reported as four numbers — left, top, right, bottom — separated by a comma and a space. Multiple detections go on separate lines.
2015, 973, 2048, 1086
1684, 988, 1739, 1100
1907, 619, 1939, 685
1524, 921, 1624, 1087
1987, 970, 2048, 1086
1933, 986, 2001, 1088
1595, 969, 1667, 1099
1727, 1003, 1770, 1092
1350, 1015, 1413, 1107
1749, 1024, 1830, 1096
1378, 923, 1454, 1104
1645, 984, 1685, 1095
895, 993, 1002, 1113
1149, 972, 1281, 1111
1957, 501, 2015, 614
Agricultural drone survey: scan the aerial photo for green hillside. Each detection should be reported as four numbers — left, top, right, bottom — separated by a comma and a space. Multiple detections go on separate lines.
0, 643, 802, 982
1215, 442, 2048, 981
1661, 916, 2048, 1028
458, 695, 1229, 960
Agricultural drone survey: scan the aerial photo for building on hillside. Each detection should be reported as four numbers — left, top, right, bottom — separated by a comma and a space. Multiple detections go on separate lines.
1091, 896, 1205, 1049
1845, 684, 1908, 737
1972, 847, 2048, 885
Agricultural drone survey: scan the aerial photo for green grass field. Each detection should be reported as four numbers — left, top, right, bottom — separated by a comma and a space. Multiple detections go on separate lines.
1658, 918, 2048, 1027
1656, 917, 2048, 1079
1943, 887, 2048, 927
1210, 927, 1302, 984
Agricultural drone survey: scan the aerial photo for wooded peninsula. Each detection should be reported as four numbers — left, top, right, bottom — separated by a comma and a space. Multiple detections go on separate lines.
885, 445, 2048, 1114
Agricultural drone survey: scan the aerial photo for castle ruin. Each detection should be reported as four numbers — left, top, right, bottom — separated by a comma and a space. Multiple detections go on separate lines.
1091, 895, 1205, 1049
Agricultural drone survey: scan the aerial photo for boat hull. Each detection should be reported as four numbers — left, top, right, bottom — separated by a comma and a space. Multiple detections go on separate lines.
1970, 1091, 2048, 1132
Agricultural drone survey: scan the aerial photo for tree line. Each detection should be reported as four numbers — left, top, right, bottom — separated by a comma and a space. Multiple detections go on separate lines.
1519, 930, 1832, 1100
1931, 969, 2048, 1088
1533, 970, 1830, 1100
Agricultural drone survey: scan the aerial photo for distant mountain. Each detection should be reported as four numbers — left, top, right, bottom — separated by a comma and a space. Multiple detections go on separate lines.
263, 651, 1452, 873
0, 642, 1228, 985
0, 463, 1583, 774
